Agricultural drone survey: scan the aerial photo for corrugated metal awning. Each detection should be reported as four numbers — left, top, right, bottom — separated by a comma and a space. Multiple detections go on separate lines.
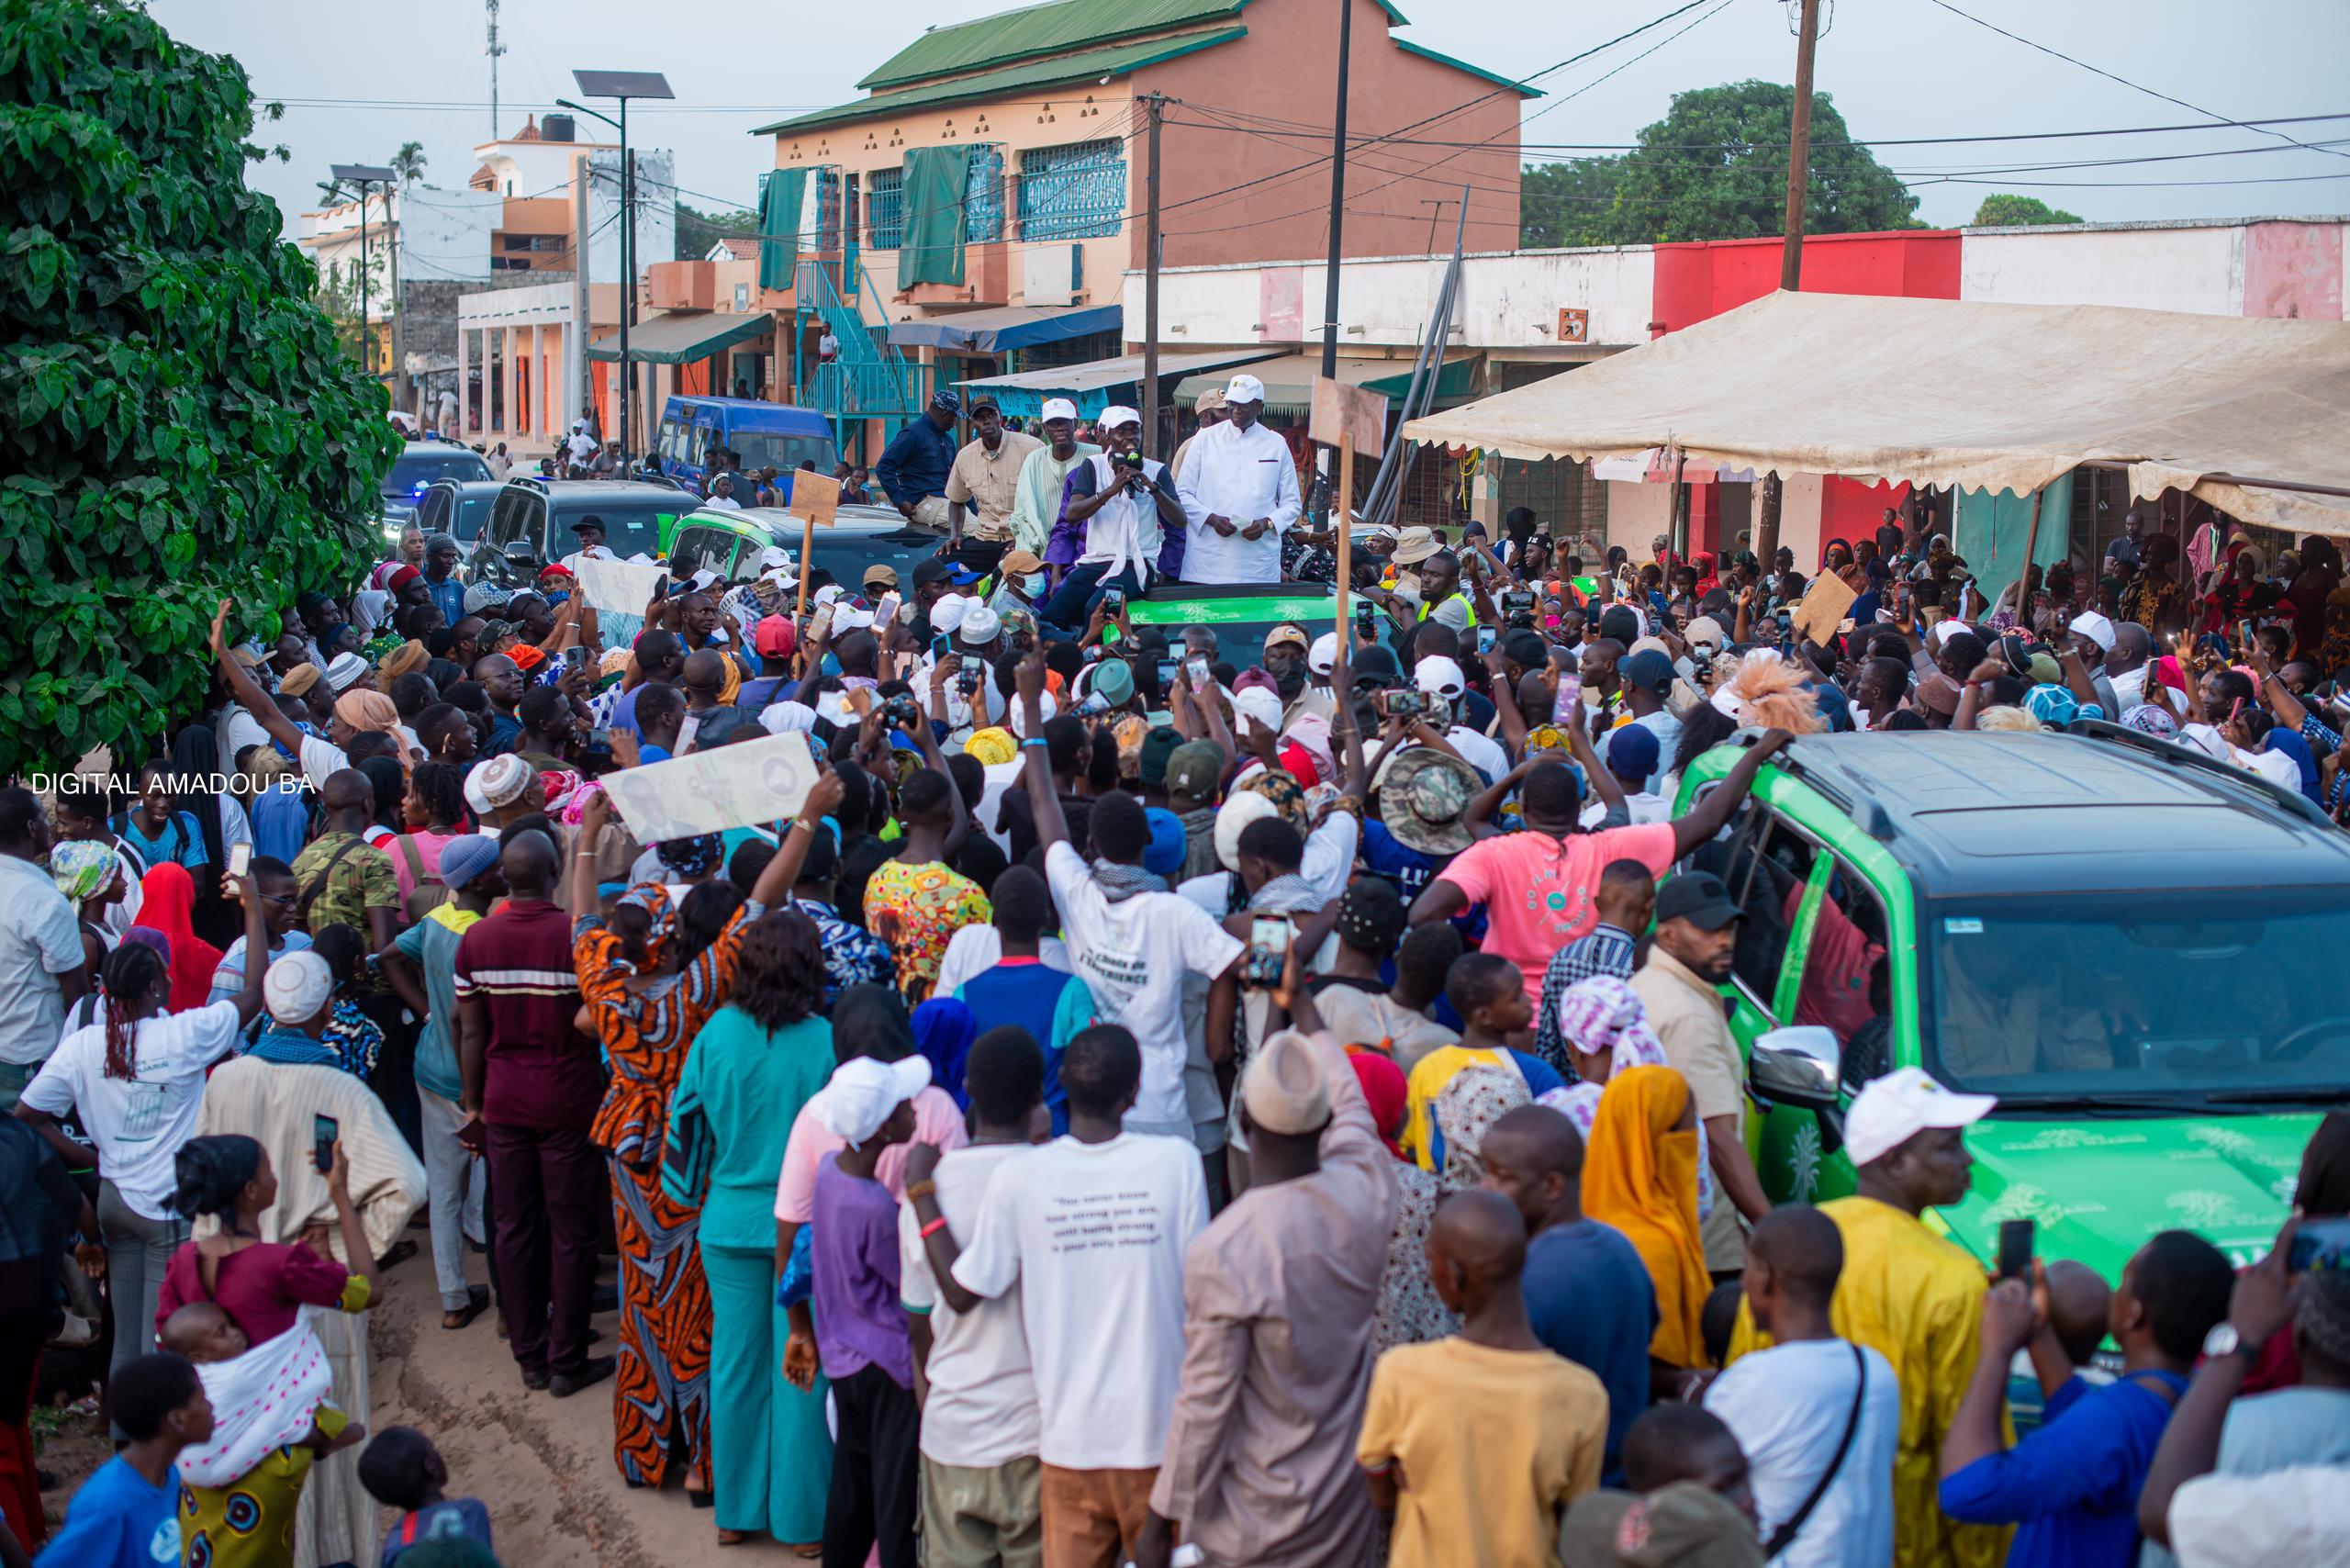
586, 311, 774, 366
888, 303, 1123, 354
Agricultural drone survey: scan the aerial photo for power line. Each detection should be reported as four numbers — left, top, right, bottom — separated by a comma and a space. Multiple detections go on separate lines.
1916, 0, 2350, 162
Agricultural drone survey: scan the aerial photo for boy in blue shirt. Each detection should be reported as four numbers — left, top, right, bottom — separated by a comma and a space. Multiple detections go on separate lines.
359, 1426, 494, 1566
37, 1352, 210, 1568
1939, 1230, 2234, 1568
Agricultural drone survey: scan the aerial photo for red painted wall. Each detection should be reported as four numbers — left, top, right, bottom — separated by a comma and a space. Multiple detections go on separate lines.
1650, 230, 1961, 333
1818, 478, 1910, 554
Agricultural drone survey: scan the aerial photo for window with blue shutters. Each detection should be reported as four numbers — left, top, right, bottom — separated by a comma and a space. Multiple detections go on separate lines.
965, 145, 1006, 243
867, 166, 903, 250
1017, 139, 1125, 241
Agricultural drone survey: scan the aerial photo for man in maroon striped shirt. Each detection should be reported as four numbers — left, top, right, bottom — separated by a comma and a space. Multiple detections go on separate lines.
454, 828, 612, 1396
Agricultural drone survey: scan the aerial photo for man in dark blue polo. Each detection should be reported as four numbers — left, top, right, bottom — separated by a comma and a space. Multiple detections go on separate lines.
875, 390, 961, 531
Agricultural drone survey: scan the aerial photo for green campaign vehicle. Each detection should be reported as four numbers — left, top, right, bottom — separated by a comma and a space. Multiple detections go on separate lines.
1673, 722, 2348, 1292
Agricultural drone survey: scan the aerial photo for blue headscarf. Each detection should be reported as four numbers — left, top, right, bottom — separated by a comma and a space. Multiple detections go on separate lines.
912, 997, 979, 1111
2023, 683, 2080, 728
2264, 726, 2322, 806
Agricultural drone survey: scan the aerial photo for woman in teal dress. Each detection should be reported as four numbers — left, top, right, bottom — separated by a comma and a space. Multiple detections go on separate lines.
665, 905, 836, 1552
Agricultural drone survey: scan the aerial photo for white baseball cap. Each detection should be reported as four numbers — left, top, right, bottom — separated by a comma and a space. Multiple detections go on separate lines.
1098, 405, 1141, 430
1231, 685, 1283, 738
931, 595, 972, 636
2069, 610, 2116, 653
1843, 1066, 1995, 1167
1040, 398, 1079, 423
1414, 654, 1466, 700
1225, 373, 1266, 404
1307, 631, 1338, 678
810, 1055, 933, 1146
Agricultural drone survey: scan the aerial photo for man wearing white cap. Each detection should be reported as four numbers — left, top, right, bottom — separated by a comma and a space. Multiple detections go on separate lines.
1175, 373, 1302, 585
2066, 610, 2122, 716
941, 394, 1042, 577
1009, 398, 1100, 563
1725, 1066, 2003, 1568
1040, 406, 1183, 628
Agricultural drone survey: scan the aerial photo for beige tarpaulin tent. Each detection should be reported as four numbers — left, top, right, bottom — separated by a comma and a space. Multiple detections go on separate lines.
1401, 290, 2350, 535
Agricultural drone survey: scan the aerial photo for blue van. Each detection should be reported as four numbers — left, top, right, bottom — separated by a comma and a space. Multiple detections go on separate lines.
652, 396, 838, 503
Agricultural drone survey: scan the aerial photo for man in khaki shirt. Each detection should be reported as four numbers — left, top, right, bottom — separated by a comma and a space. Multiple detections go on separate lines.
942, 395, 1042, 577
1630, 869, 1771, 1276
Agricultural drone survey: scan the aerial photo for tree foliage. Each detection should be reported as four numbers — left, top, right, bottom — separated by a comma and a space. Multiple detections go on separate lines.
1970, 193, 2082, 228
0, 0, 396, 774
1521, 80, 1919, 248
676, 200, 756, 262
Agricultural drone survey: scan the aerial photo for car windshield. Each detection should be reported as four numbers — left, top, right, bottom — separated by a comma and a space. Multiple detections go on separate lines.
1921, 891, 2350, 1109
453, 494, 498, 543
733, 431, 834, 475
560, 501, 684, 562
386, 450, 490, 495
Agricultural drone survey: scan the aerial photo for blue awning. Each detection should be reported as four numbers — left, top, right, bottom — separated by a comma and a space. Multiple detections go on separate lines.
887, 303, 1122, 354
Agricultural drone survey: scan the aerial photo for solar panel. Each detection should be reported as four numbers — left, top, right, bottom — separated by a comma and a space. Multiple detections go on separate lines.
330, 163, 397, 183
571, 70, 674, 100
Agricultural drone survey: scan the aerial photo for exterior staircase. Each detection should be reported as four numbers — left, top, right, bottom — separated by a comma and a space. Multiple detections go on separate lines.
795, 255, 927, 462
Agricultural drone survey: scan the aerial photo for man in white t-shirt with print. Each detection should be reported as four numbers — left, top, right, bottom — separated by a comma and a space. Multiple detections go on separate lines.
1704, 1206, 1899, 1568
1008, 649, 1243, 1138
905, 1024, 1210, 1568
898, 1028, 1048, 1565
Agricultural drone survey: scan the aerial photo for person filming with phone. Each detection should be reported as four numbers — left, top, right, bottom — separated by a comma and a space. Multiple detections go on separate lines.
1039, 406, 1182, 630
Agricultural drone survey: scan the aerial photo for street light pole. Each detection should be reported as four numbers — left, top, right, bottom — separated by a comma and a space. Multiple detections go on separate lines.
1750, 0, 1820, 569
331, 163, 397, 384
569, 71, 673, 469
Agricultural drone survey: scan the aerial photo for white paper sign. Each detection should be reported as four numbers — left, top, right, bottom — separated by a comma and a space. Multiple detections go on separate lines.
574, 555, 668, 616
597, 732, 819, 843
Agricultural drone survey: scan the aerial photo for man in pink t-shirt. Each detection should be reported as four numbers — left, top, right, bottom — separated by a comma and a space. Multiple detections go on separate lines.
1409, 732, 1789, 1000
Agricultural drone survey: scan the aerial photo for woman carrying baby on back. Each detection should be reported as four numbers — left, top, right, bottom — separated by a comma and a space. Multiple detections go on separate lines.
154, 1133, 381, 1568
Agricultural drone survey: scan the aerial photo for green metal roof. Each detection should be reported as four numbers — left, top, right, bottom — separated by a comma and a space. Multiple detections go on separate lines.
1391, 38, 1541, 97
753, 28, 1245, 137
857, 0, 1407, 93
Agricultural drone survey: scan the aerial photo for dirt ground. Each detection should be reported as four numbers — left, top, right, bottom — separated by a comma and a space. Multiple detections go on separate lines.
366, 1241, 761, 1567
35, 1242, 769, 1567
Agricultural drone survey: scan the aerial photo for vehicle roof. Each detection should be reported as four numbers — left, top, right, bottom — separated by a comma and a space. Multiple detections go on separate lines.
398, 440, 483, 454
1760, 729, 2350, 895
662, 395, 830, 423
510, 480, 693, 510
1126, 582, 1342, 627
681, 503, 928, 537
425, 478, 507, 494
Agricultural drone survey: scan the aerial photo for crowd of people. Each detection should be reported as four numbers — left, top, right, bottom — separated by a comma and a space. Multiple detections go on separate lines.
4, 374, 2348, 1568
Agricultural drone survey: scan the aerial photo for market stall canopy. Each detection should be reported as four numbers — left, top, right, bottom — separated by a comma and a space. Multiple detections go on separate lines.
1401, 290, 2350, 535
1174, 353, 1478, 420
887, 303, 1123, 354
957, 348, 1278, 419
588, 310, 773, 366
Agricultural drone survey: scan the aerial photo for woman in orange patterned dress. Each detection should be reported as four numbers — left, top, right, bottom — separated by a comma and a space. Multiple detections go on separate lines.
568, 795, 811, 1493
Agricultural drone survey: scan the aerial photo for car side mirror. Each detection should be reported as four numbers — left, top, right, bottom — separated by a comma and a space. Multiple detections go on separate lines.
504, 541, 540, 568
1749, 1025, 1841, 1113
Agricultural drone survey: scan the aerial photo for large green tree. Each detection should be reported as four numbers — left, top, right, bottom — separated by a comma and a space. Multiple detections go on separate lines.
0, 0, 395, 774
1971, 193, 2082, 227
1520, 156, 1625, 250
1521, 80, 1919, 248
676, 200, 756, 262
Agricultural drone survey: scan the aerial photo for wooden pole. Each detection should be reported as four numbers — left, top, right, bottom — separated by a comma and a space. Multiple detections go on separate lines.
2011, 487, 2044, 624
1752, 0, 1822, 572
1334, 431, 1355, 639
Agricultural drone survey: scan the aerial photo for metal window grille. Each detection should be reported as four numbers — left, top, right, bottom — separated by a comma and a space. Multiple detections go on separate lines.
1017, 139, 1124, 241
867, 166, 903, 250
965, 145, 1006, 243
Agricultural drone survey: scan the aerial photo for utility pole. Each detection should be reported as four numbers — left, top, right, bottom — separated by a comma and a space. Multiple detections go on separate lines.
386, 185, 404, 412
485, 0, 506, 140
332, 165, 395, 382
574, 152, 593, 433
1141, 94, 1164, 455
1751, 0, 1820, 568
622, 138, 635, 457
1318, 0, 1353, 383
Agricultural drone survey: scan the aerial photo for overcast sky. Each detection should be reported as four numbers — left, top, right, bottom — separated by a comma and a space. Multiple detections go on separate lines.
157, 0, 2350, 242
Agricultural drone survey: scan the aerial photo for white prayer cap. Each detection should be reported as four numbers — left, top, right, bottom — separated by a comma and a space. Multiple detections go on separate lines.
263, 950, 334, 1025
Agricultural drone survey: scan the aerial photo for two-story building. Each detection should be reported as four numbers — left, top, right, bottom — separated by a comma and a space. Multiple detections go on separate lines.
725, 0, 1529, 461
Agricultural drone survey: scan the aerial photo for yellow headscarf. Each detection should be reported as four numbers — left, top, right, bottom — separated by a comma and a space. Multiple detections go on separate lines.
1583, 1064, 1710, 1369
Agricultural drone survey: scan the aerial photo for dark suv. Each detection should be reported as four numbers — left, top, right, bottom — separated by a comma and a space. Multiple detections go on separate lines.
470, 480, 696, 586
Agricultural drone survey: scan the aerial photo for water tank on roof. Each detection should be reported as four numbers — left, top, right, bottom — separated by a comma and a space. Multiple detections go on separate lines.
542, 113, 576, 143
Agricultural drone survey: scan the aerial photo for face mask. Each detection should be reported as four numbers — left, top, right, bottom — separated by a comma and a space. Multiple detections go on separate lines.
820, 653, 843, 678
1021, 573, 1048, 599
